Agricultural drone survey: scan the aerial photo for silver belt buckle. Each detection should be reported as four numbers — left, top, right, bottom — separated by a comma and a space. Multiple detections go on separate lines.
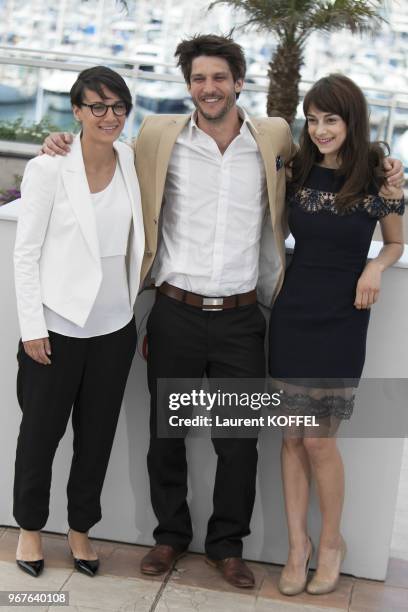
202, 297, 224, 311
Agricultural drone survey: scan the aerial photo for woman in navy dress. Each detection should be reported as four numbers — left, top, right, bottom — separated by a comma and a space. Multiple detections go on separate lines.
269, 74, 404, 596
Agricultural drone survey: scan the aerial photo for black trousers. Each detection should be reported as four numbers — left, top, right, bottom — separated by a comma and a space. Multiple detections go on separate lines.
146, 293, 266, 560
13, 318, 137, 532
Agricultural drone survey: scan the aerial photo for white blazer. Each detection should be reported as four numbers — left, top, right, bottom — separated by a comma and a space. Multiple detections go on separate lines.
14, 135, 145, 342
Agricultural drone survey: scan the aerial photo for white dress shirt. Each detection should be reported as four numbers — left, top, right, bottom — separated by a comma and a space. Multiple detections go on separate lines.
153, 107, 268, 296
44, 164, 133, 338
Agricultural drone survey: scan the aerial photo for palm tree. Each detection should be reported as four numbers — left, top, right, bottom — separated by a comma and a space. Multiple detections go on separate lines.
209, 0, 384, 125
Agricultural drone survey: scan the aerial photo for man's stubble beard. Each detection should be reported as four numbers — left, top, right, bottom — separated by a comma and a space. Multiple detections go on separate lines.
192, 91, 237, 123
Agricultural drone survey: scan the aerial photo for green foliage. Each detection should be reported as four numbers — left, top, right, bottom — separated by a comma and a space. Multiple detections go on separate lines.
0, 174, 22, 206
0, 117, 75, 144
209, 0, 384, 45
209, 0, 384, 123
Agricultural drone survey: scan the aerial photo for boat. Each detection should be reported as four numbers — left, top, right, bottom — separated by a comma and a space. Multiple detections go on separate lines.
0, 82, 36, 105
129, 44, 165, 73
0, 63, 37, 105
41, 70, 78, 112
135, 81, 191, 117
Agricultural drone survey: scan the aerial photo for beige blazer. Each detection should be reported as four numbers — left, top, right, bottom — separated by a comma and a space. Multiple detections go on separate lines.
134, 113, 297, 306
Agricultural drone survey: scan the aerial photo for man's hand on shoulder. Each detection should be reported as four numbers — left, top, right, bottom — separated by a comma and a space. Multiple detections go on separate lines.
384, 157, 405, 189
379, 183, 404, 200
39, 132, 74, 157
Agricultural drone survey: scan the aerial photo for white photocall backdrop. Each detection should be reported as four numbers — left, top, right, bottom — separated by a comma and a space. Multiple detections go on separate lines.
1, 201, 407, 579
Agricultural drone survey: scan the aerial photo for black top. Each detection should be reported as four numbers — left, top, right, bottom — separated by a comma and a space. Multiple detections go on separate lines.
268, 165, 404, 420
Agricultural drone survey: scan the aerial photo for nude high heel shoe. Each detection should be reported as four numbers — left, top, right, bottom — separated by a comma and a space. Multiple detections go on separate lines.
278, 537, 314, 596
306, 536, 347, 595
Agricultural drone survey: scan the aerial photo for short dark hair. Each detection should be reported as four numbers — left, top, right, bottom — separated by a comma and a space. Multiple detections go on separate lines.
70, 66, 133, 116
174, 34, 246, 84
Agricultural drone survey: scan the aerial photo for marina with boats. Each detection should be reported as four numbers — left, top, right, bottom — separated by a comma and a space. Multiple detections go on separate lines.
0, 5, 407, 606
0, 0, 407, 166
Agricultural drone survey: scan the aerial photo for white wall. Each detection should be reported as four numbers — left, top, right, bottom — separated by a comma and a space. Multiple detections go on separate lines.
1, 202, 407, 579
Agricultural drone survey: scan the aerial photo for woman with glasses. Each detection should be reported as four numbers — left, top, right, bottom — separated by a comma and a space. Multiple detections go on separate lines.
13, 66, 144, 577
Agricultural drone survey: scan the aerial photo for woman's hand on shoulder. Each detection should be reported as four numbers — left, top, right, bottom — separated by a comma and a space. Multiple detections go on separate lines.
23, 337, 52, 365
354, 261, 383, 309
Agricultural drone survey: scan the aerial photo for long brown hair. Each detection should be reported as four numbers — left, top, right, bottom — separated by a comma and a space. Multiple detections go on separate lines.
291, 74, 388, 211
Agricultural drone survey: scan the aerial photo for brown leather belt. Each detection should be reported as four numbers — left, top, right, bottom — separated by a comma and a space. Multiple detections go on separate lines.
158, 282, 257, 311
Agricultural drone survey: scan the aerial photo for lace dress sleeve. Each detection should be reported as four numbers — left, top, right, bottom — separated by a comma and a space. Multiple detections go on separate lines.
363, 194, 405, 218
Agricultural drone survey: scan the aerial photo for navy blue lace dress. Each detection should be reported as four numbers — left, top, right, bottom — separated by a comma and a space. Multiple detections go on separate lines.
268, 165, 404, 421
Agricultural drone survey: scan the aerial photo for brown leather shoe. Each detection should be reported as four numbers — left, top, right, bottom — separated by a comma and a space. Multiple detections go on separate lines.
140, 545, 186, 575
206, 556, 255, 588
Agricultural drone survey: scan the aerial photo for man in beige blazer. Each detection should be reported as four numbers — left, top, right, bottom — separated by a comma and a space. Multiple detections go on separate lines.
133, 36, 297, 589
135, 105, 294, 307
42, 34, 403, 589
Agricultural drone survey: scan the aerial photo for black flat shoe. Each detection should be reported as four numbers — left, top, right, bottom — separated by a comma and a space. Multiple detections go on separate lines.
72, 555, 99, 577
16, 559, 44, 578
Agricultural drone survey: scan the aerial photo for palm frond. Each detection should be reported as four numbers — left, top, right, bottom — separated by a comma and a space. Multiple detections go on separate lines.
209, 0, 316, 21
209, 0, 385, 123
210, 0, 383, 40
301, 0, 384, 40
209, 0, 311, 31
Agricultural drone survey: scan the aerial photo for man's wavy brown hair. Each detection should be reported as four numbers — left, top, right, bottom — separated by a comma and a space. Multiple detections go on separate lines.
174, 34, 246, 90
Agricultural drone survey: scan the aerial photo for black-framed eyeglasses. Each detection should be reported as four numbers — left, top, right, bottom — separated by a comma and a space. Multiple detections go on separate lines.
81, 102, 128, 117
